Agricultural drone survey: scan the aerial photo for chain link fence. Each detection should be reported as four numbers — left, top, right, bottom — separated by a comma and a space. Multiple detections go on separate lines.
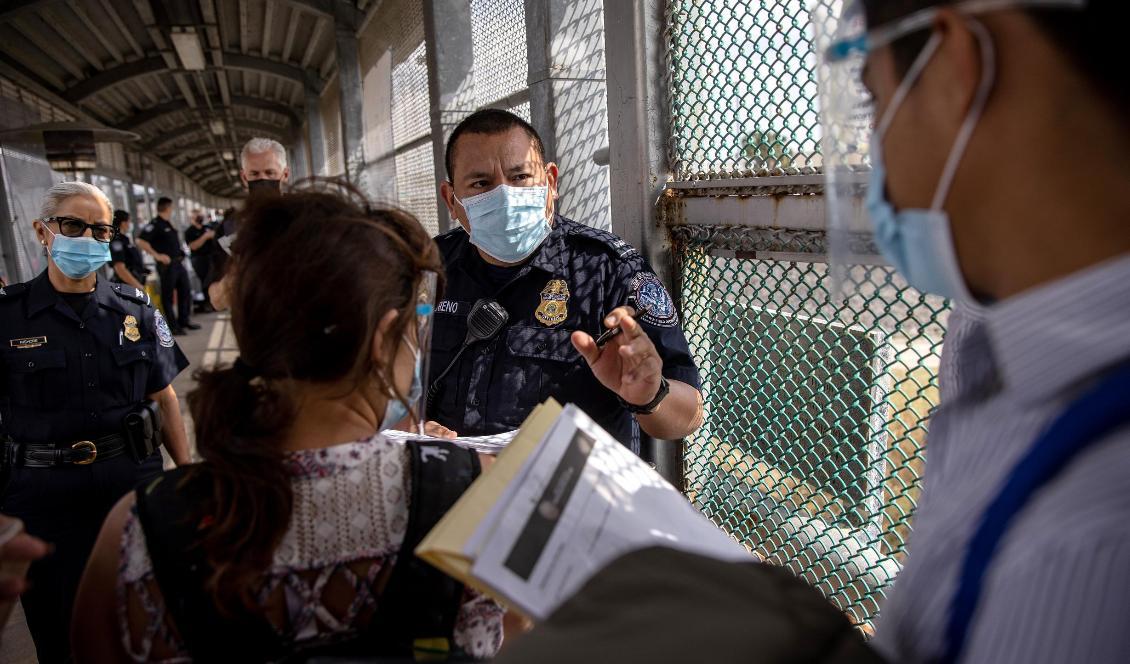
391, 36, 437, 233
470, 0, 529, 108
666, 0, 827, 180
668, 219, 948, 630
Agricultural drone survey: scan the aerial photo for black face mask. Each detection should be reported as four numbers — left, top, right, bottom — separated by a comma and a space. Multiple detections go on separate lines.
246, 178, 282, 195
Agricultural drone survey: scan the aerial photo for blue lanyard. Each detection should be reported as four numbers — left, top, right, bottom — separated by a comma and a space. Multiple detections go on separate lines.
941, 361, 1130, 663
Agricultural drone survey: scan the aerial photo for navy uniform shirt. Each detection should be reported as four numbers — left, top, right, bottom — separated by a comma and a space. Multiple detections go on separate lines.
138, 217, 185, 260
0, 271, 189, 443
109, 234, 145, 281
429, 214, 701, 453
184, 224, 221, 258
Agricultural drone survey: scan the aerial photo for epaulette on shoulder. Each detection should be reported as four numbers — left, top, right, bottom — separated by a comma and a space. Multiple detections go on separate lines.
563, 219, 641, 261
112, 283, 152, 306
434, 226, 465, 247
434, 226, 468, 260
0, 283, 29, 300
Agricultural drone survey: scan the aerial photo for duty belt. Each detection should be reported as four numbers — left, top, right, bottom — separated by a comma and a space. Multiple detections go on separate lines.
3, 434, 129, 467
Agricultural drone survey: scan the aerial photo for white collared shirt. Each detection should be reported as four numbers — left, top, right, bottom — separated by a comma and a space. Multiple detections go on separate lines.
872, 255, 1130, 663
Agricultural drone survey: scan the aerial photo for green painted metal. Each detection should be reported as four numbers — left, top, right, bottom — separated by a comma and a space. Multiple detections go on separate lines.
669, 224, 949, 631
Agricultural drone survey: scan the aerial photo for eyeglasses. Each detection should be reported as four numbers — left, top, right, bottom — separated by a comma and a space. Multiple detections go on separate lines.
43, 216, 118, 243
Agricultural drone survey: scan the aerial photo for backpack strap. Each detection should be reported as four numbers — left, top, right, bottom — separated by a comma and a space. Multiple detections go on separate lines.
367, 439, 482, 660
134, 466, 286, 662
942, 360, 1130, 663
136, 442, 481, 662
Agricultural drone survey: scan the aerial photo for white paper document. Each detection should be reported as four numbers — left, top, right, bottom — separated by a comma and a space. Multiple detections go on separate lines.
465, 405, 753, 620
381, 428, 518, 454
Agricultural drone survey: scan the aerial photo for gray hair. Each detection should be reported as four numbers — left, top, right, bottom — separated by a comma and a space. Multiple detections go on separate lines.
38, 181, 113, 221
240, 137, 288, 171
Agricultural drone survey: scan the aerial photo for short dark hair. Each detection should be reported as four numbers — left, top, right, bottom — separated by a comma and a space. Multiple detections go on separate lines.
444, 109, 545, 181
113, 209, 130, 227
862, 1, 1124, 112
156, 197, 173, 212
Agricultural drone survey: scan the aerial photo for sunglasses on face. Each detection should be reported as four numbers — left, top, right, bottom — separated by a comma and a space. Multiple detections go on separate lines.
43, 216, 118, 243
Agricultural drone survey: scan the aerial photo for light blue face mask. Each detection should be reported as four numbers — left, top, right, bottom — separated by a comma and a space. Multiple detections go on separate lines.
45, 226, 111, 279
380, 337, 423, 431
455, 184, 552, 264
866, 21, 996, 303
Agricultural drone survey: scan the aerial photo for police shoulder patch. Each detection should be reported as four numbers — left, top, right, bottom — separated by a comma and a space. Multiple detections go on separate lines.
631, 272, 678, 328
154, 309, 175, 348
143, 224, 155, 234
110, 240, 124, 252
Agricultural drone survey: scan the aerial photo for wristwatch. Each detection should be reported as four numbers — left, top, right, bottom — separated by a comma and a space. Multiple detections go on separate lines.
619, 376, 670, 415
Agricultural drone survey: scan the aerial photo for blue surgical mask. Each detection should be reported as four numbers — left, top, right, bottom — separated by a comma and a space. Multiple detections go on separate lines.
866, 22, 995, 304
455, 184, 552, 264
380, 338, 423, 431
45, 227, 111, 279
867, 138, 973, 301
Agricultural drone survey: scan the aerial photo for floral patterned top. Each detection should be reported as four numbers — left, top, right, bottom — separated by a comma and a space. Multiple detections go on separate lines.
116, 434, 504, 662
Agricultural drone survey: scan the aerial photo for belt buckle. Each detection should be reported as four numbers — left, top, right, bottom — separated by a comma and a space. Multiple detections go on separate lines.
71, 440, 97, 465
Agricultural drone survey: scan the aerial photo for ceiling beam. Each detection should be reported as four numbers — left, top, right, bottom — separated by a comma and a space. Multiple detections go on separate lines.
0, 0, 61, 22
199, 170, 234, 185
184, 160, 227, 179
11, 15, 85, 81
66, 0, 123, 65
62, 52, 319, 104
97, 0, 144, 59
301, 16, 326, 69
281, 6, 301, 63
148, 120, 290, 152
119, 96, 301, 132
39, 5, 105, 72
61, 57, 167, 103
261, 2, 275, 58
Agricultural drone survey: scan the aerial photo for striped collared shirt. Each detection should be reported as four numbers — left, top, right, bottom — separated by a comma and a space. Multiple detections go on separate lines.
872, 255, 1130, 663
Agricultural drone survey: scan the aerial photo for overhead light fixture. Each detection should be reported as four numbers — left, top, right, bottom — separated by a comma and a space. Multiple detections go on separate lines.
222, 150, 234, 160
229, 169, 238, 177
209, 119, 226, 135
170, 27, 206, 71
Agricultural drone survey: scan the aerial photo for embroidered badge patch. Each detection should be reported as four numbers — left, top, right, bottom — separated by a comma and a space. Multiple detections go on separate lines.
632, 273, 678, 328
9, 336, 46, 349
535, 279, 570, 327
154, 310, 175, 348
123, 315, 141, 343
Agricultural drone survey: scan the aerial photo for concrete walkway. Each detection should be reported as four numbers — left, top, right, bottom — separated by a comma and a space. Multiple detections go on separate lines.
0, 312, 232, 663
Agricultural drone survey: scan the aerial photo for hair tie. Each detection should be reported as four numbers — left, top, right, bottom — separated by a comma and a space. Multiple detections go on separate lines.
232, 357, 259, 379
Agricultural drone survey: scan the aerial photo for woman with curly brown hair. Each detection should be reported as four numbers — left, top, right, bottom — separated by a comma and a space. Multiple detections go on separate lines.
70, 188, 503, 663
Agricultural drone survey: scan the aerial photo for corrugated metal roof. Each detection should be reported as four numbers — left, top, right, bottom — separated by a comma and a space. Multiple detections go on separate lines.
0, 0, 375, 196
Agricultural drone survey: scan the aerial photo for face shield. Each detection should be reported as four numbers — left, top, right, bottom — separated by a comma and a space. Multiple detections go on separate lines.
812, 0, 1086, 291
410, 270, 438, 434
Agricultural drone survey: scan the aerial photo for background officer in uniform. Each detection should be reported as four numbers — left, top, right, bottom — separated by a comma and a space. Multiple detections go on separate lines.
108, 209, 147, 291
184, 208, 221, 312
0, 182, 190, 663
137, 197, 198, 334
207, 137, 291, 312
432, 109, 703, 454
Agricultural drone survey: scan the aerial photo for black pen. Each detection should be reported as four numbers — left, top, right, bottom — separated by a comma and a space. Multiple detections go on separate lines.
595, 305, 651, 347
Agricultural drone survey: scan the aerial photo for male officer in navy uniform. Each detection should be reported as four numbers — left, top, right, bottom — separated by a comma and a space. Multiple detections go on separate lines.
108, 209, 147, 291
0, 182, 191, 663
431, 109, 703, 454
137, 196, 199, 334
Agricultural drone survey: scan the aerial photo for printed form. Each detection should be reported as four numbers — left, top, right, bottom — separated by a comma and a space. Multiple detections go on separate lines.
466, 405, 754, 620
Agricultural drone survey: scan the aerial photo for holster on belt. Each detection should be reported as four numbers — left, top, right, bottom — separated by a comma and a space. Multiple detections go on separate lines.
123, 400, 163, 463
